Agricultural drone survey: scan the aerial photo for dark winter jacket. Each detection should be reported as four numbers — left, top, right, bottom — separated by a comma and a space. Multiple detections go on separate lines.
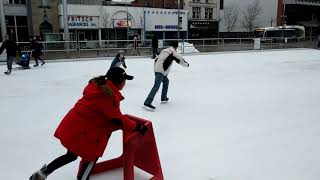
0, 40, 20, 57
152, 36, 158, 49
54, 80, 137, 161
30, 40, 43, 56
110, 56, 127, 69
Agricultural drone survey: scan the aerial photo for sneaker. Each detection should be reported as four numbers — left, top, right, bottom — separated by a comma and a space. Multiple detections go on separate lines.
33, 64, 39, 67
161, 97, 169, 103
143, 103, 156, 111
4, 70, 11, 75
41, 62, 45, 66
29, 165, 48, 180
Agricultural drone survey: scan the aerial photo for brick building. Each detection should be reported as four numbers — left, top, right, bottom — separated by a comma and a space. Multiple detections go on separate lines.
132, 0, 182, 9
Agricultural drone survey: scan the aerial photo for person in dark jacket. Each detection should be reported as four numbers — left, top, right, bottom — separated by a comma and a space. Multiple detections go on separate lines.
30, 37, 45, 67
29, 67, 147, 180
152, 34, 159, 59
110, 50, 127, 69
144, 41, 189, 110
0, 35, 20, 75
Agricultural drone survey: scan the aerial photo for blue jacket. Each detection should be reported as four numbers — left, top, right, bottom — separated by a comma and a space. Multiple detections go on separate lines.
110, 56, 127, 69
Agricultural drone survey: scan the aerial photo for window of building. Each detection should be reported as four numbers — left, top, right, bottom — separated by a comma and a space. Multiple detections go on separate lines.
220, 0, 224, 10
8, 0, 26, 4
5, 16, 29, 42
192, 7, 201, 19
41, 0, 50, 7
205, 8, 213, 19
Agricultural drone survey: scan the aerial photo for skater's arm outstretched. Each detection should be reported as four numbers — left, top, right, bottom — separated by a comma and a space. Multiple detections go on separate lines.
171, 50, 189, 67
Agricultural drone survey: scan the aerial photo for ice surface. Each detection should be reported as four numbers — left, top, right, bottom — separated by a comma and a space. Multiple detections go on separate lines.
1, 49, 320, 180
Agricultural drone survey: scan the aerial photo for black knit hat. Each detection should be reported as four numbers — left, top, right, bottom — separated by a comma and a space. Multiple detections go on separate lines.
169, 41, 178, 48
106, 67, 133, 81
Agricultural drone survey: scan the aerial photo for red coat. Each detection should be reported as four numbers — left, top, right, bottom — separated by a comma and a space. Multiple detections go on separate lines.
54, 80, 137, 161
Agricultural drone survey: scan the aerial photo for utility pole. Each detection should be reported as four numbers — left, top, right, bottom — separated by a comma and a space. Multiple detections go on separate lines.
281, 0, 286, 42
0, 0, 6, 41
127, 3, 129, 41
63, 0, 69, 55
177, 0, 180, 40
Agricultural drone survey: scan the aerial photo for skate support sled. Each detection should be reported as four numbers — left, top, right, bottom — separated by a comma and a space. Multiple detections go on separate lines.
77, 114, 164, 180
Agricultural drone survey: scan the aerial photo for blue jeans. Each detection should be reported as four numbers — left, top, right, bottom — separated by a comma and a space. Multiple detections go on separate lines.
144, 72, 169, 105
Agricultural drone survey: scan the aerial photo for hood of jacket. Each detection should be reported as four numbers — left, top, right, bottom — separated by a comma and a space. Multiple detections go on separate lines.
83, 79, 124, 101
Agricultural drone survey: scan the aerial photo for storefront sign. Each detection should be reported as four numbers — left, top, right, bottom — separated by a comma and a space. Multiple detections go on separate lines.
68, 16, 99, 29
144, 8, 188, 31
155, 25, 179, 30
114, 19, 132, 28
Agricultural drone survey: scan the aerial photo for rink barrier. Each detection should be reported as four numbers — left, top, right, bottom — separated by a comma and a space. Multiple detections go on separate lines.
77, 114, 164, 180
4, 38, 315, 61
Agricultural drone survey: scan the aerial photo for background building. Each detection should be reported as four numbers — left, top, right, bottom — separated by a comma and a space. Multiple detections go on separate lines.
132, 0, 182, 9
0, 0, 29, 42
185, 0, 220, 38
277, 0, 320, 39
30, 0, 60, 39
57, 1, 188, 43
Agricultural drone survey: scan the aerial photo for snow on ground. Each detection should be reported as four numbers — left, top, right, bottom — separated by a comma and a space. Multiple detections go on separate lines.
1, 49, 320, 180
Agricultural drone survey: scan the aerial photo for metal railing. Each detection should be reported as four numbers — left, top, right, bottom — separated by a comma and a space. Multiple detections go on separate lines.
0, 37, 316, 61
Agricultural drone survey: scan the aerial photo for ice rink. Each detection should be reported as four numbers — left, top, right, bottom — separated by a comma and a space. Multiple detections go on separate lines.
1, 49, 320, 180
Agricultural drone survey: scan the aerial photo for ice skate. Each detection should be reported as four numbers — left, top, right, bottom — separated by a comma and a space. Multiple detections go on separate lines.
143, 103, 156, 111
29, 165, 47, 180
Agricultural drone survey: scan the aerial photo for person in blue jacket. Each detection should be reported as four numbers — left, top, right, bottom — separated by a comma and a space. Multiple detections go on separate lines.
110, 50, 127, 69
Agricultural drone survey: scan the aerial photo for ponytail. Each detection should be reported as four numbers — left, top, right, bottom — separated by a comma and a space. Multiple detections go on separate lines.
89, 75, 107, 87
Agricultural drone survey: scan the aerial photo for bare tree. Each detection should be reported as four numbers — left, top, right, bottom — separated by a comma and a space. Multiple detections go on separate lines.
241, 0, 263, 32
224, 5, 239, 33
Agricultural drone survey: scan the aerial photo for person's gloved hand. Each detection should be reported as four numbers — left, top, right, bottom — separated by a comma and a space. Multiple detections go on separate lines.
134, 123, 148, 135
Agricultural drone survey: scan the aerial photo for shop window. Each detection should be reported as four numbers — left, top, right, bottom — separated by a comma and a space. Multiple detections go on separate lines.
16, 16, 28, 26
17, 27, 29, 42
5, 16, 15, 26
192, 7, 201, 19
41, 0, 50, 7
8, 0, 26, 4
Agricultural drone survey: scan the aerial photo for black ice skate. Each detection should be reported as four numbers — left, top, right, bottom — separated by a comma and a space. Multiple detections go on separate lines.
143, 103, 156, 111
161, 97, 169, 104
4, 70, 11, 75
29, 165, 47, 180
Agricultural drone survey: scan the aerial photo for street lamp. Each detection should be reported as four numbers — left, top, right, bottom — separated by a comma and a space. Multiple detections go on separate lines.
178, 0, 180, 40
281, 0, 286, 42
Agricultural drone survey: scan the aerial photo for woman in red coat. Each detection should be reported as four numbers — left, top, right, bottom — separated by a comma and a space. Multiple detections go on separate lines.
30, 67, 147, 180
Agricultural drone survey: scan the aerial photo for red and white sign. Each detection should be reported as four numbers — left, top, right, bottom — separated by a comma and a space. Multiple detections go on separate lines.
114, 19, 132, 28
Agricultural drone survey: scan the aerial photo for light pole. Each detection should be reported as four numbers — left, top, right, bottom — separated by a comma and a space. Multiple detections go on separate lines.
126, 3, 129, 41
63, 0, 69, 55
177, 0, 180, 40
0, 0, 6, 41
281, 0, 286, 42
